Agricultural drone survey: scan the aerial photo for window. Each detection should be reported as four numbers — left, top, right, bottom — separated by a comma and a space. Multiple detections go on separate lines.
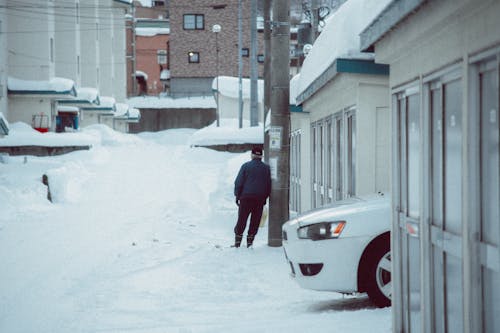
241, 48, 249, 57
77, 55, 80, 74
157, 50, 167, 65
183, 14, 204, 30
188, 51, 199, 63
257, 54, 264, 63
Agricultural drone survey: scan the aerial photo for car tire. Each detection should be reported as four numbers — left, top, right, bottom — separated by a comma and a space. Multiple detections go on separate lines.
366, 238, 391, 308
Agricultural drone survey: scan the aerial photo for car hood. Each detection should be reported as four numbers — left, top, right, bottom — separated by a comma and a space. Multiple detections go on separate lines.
286, 194, 390, 228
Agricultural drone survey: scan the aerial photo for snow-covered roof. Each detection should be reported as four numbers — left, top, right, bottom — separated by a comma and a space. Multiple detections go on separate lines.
136, 27, 170, 36
190, 119, 263, 146
297, 0, 392, 97
127, 108, 141, 121
212, 76, 264, 101
77, 87, 100, 104
289, 74, 301, 105
127, 96, 216, 109
81, 96, 116, 112
57, 106, 79, 113
7, 77, 76, 96
115, 103, 129, 117
0, 112, 9, 136
135, 70, 148, 80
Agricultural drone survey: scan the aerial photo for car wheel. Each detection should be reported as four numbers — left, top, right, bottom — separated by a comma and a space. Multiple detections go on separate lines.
366, 240, 391, 308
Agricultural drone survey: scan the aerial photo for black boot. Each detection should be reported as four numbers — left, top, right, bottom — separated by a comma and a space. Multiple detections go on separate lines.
233, 234, 243, 248
247, 235, 255, 248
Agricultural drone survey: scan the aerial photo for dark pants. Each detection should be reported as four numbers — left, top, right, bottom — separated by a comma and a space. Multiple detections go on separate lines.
234, 198, 264, 237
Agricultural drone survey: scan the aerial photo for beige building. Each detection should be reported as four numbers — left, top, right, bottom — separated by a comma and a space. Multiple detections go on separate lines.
361, 0, 500, 332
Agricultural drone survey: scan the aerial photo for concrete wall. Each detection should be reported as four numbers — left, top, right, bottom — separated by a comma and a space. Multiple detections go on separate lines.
128, 107, 216, 132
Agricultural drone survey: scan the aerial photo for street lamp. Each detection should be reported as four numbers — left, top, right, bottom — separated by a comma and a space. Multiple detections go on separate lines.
212, 24, 221, 127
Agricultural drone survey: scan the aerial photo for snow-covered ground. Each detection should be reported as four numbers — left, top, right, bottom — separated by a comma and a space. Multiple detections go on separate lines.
0, 123, 391, 333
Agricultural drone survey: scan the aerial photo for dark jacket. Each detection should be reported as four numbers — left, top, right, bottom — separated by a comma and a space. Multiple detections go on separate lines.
234, 158, 271, 202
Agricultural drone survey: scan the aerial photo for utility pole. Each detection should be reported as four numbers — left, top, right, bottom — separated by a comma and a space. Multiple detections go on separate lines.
311, 0, 321, 40
268, 0, 290, 247
237, 0, 243, 128
263, 0, 271, 164
131, 2, 137, 96
249, 0, 258, 126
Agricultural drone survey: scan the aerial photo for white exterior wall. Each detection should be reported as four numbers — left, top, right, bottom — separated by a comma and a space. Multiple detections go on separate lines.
80, 112, 100, 128
368, 0, 500, 332
217, 94, 263, 123
113, 119, 129, 132
356, 82, 391, 195
7, 0, 55, 81
298, 72, 390, 209
98, 0, 113, 97
8, 97, 52, 125
374, 0, 500, 86
112, 6, 127, 102
80, 0, 99, 88
290, 111, 312, 212
55, 0, 81, 86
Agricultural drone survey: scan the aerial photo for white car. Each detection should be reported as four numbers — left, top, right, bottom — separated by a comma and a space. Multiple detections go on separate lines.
282, 194, 391, 307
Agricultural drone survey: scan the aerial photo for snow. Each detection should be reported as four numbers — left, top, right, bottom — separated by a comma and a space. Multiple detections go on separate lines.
0, 121, 391, 332
0, 112, 10, 131
0, 122, 98, 147
190, 119, 264, 146
7, 76, 75, 93
127, 96, 216, 109
135, 27, 170, 36
115, 102, 130, 117
212, 76, 264, 100
76, 87, 99, 104
99, 96, 116, 108
57, 106, 79, 113
297, 0, 392, 97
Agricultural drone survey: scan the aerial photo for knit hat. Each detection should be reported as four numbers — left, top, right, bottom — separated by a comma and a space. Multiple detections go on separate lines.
251, 146, 263, 158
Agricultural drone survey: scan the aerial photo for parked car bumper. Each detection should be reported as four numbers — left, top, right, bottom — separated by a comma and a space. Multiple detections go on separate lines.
283, 230, 371, 293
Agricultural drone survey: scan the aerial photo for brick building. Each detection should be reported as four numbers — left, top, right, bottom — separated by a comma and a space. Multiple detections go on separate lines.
169, 0, 264, 97
135, 19, 170, 95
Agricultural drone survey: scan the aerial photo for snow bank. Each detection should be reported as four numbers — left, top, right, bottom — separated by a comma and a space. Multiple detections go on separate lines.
297, 0, 392, 97
45, 161, 92, 204
190, 119, 263, 146
0, 122, 99, 147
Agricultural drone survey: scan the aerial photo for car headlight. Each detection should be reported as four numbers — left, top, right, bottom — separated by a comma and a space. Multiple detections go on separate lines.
297, 221, 346, 240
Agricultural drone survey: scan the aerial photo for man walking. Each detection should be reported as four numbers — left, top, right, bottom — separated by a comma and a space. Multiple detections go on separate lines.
233, 147, 271, 248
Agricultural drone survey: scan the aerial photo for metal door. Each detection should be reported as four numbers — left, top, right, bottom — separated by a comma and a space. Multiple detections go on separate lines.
394, 86, 422, 333
477, 57, 500, 333
427, 72, 464, 333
